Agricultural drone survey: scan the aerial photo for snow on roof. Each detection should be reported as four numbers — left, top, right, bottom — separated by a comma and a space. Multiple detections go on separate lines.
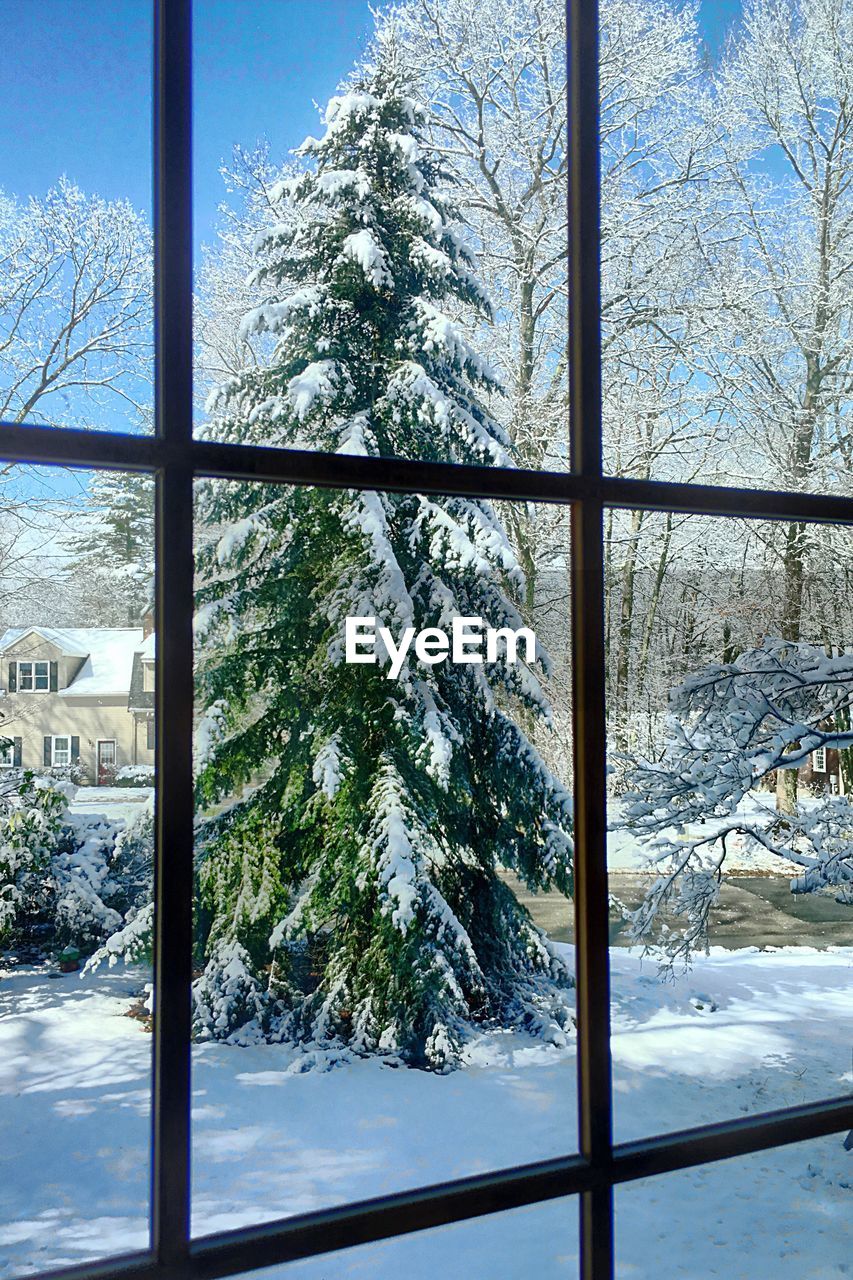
0, 627, 144, 697
138, 634, 155, 659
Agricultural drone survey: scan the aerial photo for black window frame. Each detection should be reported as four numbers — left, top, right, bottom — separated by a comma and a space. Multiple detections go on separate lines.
0, 2, 850, 1278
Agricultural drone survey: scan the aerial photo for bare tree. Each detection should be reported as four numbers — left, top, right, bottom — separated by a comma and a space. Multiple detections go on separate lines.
381, 0, 715, 748
623, 639, 853, 963
697, 0, 853, 806
195, 144, 300, 402
381, 0, 568, 465
702, 0, 853, 504
0, 177, 152, 430
598, 0, 717, 743
0, 178, 152, 623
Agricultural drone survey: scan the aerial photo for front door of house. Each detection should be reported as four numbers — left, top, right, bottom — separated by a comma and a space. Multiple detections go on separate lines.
96, 739, 116, 785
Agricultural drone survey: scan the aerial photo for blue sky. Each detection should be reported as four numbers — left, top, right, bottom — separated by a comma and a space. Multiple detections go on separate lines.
700, 0, 745, 44
1, 0, 744, 460
2, 0, 376, 252
2, 0, 742, 254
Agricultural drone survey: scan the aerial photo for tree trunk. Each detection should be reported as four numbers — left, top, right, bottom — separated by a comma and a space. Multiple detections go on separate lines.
636, 512, 673, 697
604, 505, 615, 674
613, 508, 645, 749
776, 760, 799, 815
776, 520, 808, 813
835, 706, 853, 797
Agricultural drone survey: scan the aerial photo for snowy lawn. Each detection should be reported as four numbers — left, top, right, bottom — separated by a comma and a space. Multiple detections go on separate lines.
0, 946, 850, 1278
69, 787, 154, 827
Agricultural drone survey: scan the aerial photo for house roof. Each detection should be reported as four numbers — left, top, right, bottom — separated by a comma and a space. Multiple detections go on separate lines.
0, 627, 144, 697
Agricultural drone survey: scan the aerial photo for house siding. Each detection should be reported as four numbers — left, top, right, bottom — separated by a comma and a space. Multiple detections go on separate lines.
4, 634, 86, 691
0, 692, 152, 781
0, 633, 155, 782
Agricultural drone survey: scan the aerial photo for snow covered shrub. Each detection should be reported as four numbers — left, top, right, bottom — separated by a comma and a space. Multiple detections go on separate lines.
0, 774, 66, 945
0, 773, 154, 958
115, 765, 156, 787
52, 809, 124, 948
622, 640, 853, 961
193, 49, 574, 1067
108, 796, 155, 915
86, 902, 155, 971
84, 796, 155, 968
193, 939, 271, 1043
42, 762, 87, 786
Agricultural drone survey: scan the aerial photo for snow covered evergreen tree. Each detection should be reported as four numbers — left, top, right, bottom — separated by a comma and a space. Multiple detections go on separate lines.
194, 50, 573, 1068
71, 470, 154, 625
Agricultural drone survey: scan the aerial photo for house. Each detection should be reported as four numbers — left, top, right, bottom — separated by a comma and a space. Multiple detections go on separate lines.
0, 613, 155, 784
804, 744, 844, 794
126, 598, 156, 770
770, 744, 846, 795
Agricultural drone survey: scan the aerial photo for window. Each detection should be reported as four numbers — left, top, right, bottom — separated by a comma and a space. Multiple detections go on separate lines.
146, 718, 155, 751
1, 4, 850, 1280
18, 660, 49, 692
813, 746, 827, 774
0, 741, 14, 767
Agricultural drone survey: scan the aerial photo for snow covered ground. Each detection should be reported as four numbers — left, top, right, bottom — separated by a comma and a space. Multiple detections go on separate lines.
69, 786, 153, 827
67, 788, 803, 874
0, 945, 850, 1278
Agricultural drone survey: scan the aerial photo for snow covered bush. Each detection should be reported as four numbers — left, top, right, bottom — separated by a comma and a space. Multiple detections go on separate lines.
0, 773, 153, 958
115, 765, 156, 788
84, 796, 155, 969
621, 639, 853, 962
0, 774, 66, 946
106, 796, 154, 915
193, 939, 271, 1044
194, 48, 574, 1068
42, 762, 87, 786
52, 808, 125, 949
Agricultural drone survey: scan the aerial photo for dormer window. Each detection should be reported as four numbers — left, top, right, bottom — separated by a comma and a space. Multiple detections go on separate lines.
19, 661, 50, 692
7, 659, 58, 693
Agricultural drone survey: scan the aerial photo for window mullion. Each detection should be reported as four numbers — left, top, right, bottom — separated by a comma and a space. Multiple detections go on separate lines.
151, 0, 195, 1267
568, 0, 615, 1276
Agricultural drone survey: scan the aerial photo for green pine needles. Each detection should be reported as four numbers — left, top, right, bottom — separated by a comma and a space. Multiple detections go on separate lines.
194, 52, 574, 1069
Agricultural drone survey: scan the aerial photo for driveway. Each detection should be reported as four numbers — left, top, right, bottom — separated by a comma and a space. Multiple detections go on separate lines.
501, 870, 853, 950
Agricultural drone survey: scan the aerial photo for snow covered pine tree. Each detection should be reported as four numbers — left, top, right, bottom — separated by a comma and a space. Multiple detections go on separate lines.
194, 53, 573, 1068
73, 470, 155, 626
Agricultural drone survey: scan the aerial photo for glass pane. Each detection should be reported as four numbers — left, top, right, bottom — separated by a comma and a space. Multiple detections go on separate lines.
193, 0, 569, 469
221, 1197, 578, 1280
191, 482, 574, 1233
616, 1136, 851, 1278
606, 509, 853, 1143
601, 0, 853, 495
1, 1, 153, 434
0, 464, 155, 1275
